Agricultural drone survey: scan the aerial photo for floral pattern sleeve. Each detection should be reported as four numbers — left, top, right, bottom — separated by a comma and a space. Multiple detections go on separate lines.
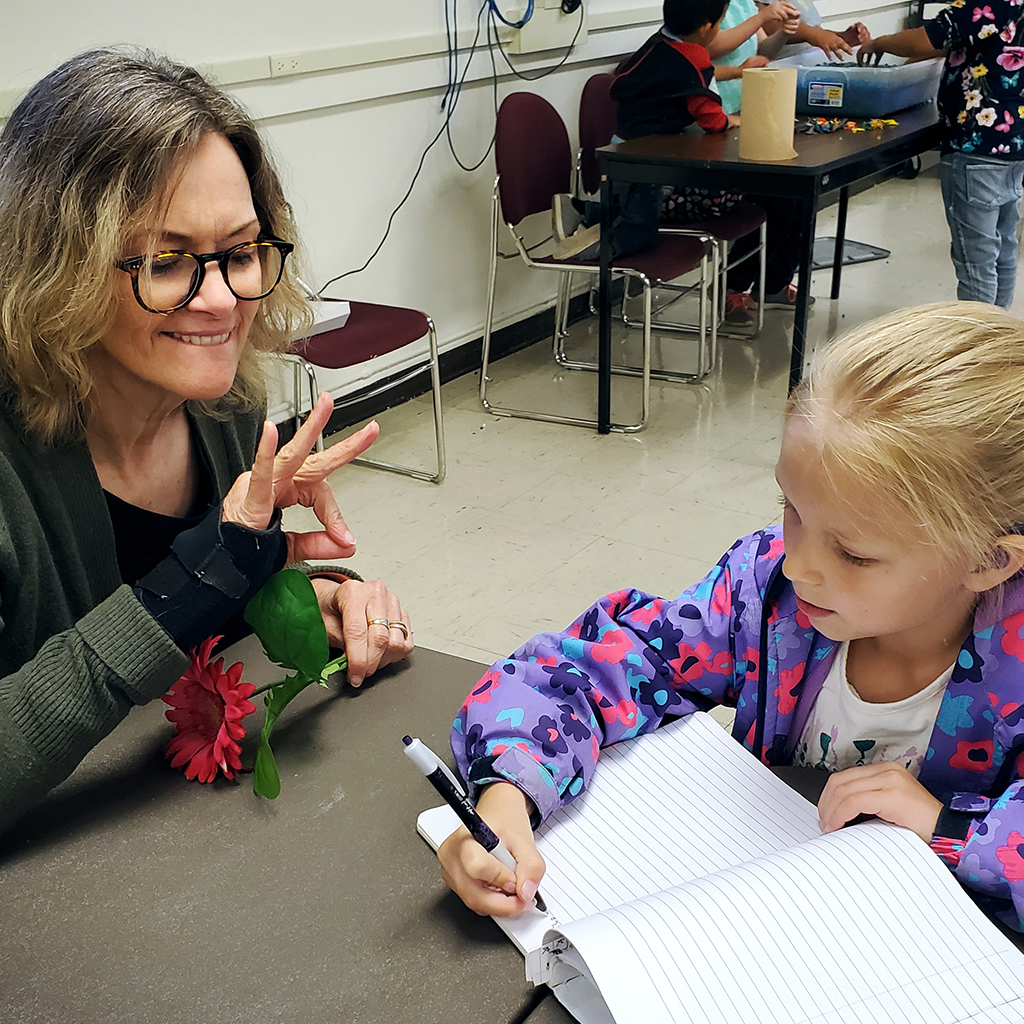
928, 781, 1024, 930
451, 530, 781, 823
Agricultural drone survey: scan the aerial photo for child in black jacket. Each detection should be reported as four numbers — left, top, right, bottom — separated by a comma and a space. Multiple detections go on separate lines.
554, 0, 738, 261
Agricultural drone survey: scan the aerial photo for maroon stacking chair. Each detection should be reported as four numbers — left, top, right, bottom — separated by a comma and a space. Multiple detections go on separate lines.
480, 91, 714, 434
289, 297, 445, 483
577, 72, 767, 337
576, 73, 619, 199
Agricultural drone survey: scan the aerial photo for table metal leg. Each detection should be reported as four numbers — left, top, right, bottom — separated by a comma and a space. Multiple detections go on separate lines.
789, 191, 818, 392
830, 186, 849, 301
598, 175, 613, 434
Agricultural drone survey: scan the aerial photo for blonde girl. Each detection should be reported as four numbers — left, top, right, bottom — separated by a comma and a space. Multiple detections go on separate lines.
439, 302, 1024, 934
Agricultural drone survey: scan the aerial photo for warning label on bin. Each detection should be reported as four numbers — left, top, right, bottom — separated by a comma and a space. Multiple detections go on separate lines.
808, 81, 844, 107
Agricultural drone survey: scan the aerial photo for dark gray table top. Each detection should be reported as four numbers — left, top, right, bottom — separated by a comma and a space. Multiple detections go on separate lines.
0, 643, 534, 1024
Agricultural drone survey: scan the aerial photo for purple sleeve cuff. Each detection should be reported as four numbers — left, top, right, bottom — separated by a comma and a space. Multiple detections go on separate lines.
472, 746, 561, 825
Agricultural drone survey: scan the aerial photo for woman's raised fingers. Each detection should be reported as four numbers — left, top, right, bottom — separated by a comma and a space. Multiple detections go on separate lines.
221, 419, 278, 529
294, 419, 381, 485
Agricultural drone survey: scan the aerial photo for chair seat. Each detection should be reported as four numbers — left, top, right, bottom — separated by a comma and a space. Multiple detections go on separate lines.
675, 201, 767, 243
290, 301, 431, 369
534, 232, 708, 282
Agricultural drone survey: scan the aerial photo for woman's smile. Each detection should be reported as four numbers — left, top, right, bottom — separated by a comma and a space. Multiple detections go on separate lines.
164, 329, 233, 346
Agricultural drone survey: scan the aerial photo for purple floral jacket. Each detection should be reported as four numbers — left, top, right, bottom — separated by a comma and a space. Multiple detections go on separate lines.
452, 527, 1024, 931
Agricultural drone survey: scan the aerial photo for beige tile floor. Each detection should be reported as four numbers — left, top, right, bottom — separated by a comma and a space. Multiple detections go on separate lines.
284, 165, 1023, 671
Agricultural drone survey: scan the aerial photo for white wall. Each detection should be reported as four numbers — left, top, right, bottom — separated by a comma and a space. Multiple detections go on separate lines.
0, 0, 914, 420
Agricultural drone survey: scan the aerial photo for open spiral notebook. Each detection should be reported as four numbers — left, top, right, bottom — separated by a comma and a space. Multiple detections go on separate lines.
416, 712, 1024, 1024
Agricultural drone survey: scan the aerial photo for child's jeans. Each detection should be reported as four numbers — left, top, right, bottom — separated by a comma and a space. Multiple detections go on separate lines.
938, 151, 1023, 309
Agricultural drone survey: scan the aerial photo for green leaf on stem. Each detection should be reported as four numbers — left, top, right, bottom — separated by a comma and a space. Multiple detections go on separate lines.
245, 570, 350, 799
252, 732, 282, 799
252, 670, 316, 799
244, 568, 329, 681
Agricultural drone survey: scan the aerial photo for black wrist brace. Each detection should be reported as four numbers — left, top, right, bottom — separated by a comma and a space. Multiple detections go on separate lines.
133, 503, 288, 652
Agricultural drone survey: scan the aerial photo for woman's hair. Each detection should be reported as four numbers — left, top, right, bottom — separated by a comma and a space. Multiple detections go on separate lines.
0, 45, 313, 441
788, 301, 1024, 572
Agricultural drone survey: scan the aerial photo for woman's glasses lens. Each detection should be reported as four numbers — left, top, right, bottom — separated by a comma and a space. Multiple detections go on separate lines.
135, 241, 286, 313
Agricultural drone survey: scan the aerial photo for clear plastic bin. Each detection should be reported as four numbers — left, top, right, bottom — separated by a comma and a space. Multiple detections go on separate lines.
772, 54, 944, 118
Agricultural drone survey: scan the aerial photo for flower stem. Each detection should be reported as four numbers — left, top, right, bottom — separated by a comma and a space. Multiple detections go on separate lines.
250, 679, 286, 697
250, 654, 347, 697
324, 654, 348, 677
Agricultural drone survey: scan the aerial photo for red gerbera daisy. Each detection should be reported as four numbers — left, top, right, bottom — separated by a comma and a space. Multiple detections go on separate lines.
162, 635, 257, 783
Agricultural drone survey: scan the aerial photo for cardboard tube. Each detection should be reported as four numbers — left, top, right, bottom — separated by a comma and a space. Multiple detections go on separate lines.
738, 67, 798, 162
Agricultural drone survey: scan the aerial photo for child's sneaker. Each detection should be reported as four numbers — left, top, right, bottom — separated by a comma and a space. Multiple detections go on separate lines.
762, 283, 815, 310
724, 290, 757, 327
552, 223, 600, 261
552, 193, 583, 241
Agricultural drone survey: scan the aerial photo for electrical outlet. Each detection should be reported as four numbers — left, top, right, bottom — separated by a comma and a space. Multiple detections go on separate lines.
508, 6, 587, 53
269, 54, 302, 77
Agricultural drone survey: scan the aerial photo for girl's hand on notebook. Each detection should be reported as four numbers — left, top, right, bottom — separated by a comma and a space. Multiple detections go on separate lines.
816, 762, 942, 842
437, 782, 546, 917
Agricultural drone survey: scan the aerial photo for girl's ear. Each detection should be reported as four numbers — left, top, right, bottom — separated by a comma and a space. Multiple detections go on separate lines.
966, 535, 1024, 592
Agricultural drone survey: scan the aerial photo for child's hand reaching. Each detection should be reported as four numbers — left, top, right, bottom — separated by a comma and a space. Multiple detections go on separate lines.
809, 26, 856, 60
856, 39, 885, 66
817, 762, 943, 842
437, 781, 546, 917
761, 0, 801, 35
727, 114, 742, 129
839, 22, 871, 48
740, 55, 770, 70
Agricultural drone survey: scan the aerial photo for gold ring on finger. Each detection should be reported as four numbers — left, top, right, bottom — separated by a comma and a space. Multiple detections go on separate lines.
368, 617, 390, 629
388, 621, 410, 639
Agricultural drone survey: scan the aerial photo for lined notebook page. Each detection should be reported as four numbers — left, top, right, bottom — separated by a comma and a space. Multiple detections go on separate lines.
555, 822, 1024, 1024
417, 712, 822, 955
533, 712, 820, 924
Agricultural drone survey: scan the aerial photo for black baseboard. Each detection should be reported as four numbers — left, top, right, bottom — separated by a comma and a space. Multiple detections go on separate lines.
275, 288, 604, 443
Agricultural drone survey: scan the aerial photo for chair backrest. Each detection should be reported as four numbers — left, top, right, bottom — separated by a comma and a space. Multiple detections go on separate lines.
494, 91, 573, 226
578, 73, 617, 197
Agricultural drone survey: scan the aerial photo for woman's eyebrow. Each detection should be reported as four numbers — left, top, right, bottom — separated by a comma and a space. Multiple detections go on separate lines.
154, 219, 260, 247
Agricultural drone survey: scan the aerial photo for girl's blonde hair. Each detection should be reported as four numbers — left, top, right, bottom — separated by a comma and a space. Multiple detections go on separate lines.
0, 45, 313, 442
787, 302, 1024, 571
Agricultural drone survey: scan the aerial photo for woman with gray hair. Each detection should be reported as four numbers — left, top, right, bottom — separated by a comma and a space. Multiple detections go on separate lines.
0, 46, 412, 830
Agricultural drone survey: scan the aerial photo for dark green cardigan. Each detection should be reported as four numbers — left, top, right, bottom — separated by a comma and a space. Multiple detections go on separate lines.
0, 393, 263, 831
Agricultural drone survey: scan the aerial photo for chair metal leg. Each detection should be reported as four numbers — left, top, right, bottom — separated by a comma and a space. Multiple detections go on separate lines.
480, 182, 648, 432
292, 356, 304, 438
595, 249, 715, 383
292, 355, 325, 453
718, 240, 728, 323
351, 319, 446, 484
479, 179, 502, 415
698, 251, 709, 377
756, 219, 767, 332
289, 319, 445, 484
718, 221, 768, 340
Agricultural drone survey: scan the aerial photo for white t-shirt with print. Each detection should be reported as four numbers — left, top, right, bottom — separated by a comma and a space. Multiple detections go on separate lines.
791, 641, 952, 777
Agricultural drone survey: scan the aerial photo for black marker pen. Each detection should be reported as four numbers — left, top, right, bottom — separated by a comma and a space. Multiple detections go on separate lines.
403, 735, 547, 912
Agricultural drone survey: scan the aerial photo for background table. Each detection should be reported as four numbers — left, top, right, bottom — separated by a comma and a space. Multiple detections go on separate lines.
596, 105, 943, 431
0, 644, 537, 1024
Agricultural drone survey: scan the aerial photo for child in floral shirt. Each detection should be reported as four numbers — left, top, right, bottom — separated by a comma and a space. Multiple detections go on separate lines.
438, 303, 1024, 936
860, 3, 1024, 307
